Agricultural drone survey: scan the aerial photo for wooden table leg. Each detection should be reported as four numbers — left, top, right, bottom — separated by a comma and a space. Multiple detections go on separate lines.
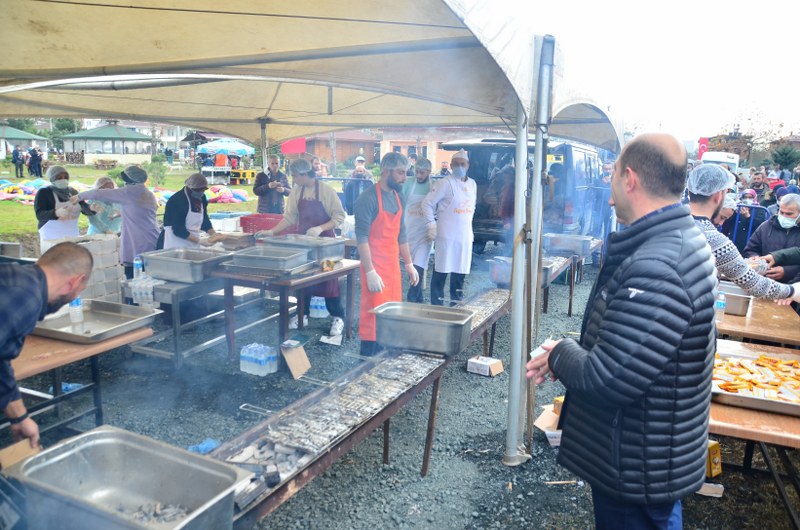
346, 271, 355, 339
542, 286, 549, 313
297, 291, 306, 330
225, 280, 236, 362
489, 323, 497, 357
279, 287, 289, 344
383, 418, 390, 465
578, 258, 584, 284
568, 256, 577, 317
483, 331, 489, 357
421, 377, 442, 477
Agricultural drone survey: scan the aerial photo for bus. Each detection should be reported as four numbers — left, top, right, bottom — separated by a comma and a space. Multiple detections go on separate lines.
701, 151, 740, 174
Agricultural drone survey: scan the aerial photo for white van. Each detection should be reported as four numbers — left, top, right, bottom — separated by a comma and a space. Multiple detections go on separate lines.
701, 151, 740, 174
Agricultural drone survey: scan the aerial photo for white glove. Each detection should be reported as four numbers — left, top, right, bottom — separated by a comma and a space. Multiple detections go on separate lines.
198, 237, 213, 247
405, 263, 419, 286
69, 194, 80, 205
55, 207, 69, 219
426, 223, 437, 241
90, 203, 104, 213
306, 226, 323, 237
255, 229, 274, 239
366, 269, 384, 293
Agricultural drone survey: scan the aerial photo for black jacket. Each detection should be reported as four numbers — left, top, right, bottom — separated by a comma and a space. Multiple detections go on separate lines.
743, 217, 800, 282
253, 170, 290, 214
550, 205, 716, 504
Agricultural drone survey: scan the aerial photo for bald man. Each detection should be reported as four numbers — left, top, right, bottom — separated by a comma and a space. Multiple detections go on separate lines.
527, 134, 716, 529
0, 242, 93, 447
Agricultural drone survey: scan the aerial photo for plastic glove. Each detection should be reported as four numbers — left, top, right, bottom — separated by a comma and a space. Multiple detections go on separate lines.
366, 269, 384, 293
405, 263, 419, 286
198, 238, 213, 247
208, 233, 226, 243
255, 229, 274, 239
68, 194, 80, 205
426, 223, 437, 241
306, 226, 324, 238
55, 207, 69, 219
90, 203, 104, 213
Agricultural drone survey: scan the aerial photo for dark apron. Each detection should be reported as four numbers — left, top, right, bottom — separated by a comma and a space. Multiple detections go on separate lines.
298, 181, 340, 298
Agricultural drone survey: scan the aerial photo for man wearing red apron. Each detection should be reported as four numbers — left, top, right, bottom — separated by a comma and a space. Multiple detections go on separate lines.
258, 158, 347, 336
355, 152, 419, 356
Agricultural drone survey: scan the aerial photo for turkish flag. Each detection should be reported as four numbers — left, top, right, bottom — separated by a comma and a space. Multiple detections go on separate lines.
698, 138, 709, 160
280, 138, 306, 154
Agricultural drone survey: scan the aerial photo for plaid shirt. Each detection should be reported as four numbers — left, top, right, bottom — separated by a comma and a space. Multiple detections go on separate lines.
0, 263, 48, 409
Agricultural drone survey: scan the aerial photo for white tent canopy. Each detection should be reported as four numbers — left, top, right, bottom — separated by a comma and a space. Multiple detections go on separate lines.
0, 0, 620, 151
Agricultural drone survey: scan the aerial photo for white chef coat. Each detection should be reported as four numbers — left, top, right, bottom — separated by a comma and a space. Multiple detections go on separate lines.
421, 175, 476, 274
404, 178, 434, 269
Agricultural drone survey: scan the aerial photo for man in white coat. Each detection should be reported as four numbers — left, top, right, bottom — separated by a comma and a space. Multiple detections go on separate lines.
422, 149, 477, 306
402, 157, 434, 303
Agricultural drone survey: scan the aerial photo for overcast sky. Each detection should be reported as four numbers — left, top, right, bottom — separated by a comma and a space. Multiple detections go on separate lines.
522, 0, 800, 146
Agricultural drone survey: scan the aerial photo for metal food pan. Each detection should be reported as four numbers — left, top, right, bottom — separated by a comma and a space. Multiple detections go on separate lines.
221, 259, 316, 278
142, 248, 231, 283
371, 302, 474, 356
232, 245, 309, 269
256, 234, 345, 263
32, 300, 160, 344
712, 351, 800, 417
5, 425, 251, 530
543, 233, 593, 255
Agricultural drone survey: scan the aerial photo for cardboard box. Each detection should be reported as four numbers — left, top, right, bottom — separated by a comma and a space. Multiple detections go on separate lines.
280, 340, 311, 379
533, 404, 562, 447
707, 439, 722, 478
467, 356, 504, 377
553, 395, 564, 415
0, 439, 41, 470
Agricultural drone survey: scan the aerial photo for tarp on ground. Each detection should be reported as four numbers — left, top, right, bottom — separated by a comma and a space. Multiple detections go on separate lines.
0, 0, 621, 152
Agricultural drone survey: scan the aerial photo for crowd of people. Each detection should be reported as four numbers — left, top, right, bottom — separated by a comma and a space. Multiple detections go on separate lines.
11, 145, 44, 178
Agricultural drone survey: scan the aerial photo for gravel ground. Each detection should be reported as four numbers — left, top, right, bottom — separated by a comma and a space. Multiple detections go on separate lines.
11, 242, 799, 530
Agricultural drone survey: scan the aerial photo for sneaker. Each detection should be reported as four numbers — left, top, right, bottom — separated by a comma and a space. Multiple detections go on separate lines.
329, 317, 344, 336
289, 315, 308, 329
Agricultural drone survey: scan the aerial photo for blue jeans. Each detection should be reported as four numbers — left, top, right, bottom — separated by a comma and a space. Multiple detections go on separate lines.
592, 488, 682, 530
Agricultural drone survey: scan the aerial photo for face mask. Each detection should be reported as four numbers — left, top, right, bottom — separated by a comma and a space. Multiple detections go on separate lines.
52, 179, 69, 189
741, 199, 754, 205
778, 215, 797, 229
452, 166, 467, 179
190, 190, 205, 200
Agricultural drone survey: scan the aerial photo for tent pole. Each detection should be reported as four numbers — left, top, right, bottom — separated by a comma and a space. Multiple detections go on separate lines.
502, 100, 531, 467
259, 119, 268, 172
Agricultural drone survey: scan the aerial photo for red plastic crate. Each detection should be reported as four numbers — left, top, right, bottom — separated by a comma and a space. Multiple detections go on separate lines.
240, 213, 298, 234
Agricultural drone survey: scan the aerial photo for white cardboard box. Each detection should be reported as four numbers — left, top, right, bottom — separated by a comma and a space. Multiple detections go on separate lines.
467, 356, 504, 377
533, 404, 562, 447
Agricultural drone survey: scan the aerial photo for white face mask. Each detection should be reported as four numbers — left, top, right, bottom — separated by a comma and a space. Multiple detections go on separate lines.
741, 198, 754, 205
452, 166, 467, 179
778, 215, 797, 229
52, 179, 69, 189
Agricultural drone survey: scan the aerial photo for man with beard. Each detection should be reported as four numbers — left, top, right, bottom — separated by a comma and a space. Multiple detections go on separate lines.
688, 165, 800, 301
402, 157, 434, 302
354, 152, 419, 356
0, 242, 93, 447
749, 171, 769, 202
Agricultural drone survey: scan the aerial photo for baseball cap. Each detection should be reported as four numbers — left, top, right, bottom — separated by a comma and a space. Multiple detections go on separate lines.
355, 155, 365, 163
686, 165, 735, 196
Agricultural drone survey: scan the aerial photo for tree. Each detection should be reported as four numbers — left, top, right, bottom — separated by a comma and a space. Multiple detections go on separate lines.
46, 119, 81, 150
4, 118, 37, 134
772, 145, 800, 173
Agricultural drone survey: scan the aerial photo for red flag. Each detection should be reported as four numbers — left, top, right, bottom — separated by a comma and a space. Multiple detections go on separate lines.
697, 138, 709, 160
280, 138, 306, 154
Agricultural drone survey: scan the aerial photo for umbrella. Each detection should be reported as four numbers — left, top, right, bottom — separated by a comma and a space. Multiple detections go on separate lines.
196, 138, 255, 156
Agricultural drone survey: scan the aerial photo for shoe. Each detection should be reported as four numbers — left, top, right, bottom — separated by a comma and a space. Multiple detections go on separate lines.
329, 317, 344, 336
289, 315, 308, 329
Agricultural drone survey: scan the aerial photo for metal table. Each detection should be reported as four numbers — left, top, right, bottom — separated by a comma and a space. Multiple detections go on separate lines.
716, 297, 800, 347
541, 255, 575, 315
9, 328, 153, 436
212, 259, 361, 360
456, 288, 511, 357
712, 339, 800, 529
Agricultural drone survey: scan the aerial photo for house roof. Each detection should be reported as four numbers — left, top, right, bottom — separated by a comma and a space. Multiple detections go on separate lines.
61, 123, 151, 140
0, 124, 47, 141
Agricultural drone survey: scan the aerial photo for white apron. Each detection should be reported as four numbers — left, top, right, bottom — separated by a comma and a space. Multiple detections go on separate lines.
164, 190, 204, 249
434, 177, 476, 274
404, 179, 434, 269
39, 189, 80, 251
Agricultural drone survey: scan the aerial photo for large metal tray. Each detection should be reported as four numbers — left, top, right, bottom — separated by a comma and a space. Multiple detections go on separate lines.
232, 245, 309, 269
32, 300, 161, 344
712, 351, 800, 417
5, 425, 251, 530
256, 234, 345, 263
142, 248, 231, 283
220, 259, 316, 278
543, 233, 593, 255
371, 302, 474, 356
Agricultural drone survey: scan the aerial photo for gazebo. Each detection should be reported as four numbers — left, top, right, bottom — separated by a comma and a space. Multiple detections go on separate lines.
61, 121, 152, 166
0, 124, 48, 159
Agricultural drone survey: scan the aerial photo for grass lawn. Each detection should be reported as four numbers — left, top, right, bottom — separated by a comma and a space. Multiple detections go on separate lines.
0, 166, 259, 237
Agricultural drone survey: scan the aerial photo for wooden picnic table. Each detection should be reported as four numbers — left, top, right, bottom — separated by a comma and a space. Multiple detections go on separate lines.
716, 297, 800, 347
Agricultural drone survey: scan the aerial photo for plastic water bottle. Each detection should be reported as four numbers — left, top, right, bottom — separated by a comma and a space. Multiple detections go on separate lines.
240, 344, 255, 375
310, 296, 329, 318
265, 346, 278, 374
69, 297, 84, 332
714, 293, 727, 325
133, 255, 143, 280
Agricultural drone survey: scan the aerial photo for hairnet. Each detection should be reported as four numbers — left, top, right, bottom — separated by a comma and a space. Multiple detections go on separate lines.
121, 165, 148, 183
686, 165, 735, 195
415, 157, 432, 171
355, 155, 365, 163
46, 165, 68, 182
94, 176, 115, 189
778, 185, 800, 200
723, 194, 737, 210
185, 173, 208, 189
451, 149, 469, 162
289, 158, 313, 175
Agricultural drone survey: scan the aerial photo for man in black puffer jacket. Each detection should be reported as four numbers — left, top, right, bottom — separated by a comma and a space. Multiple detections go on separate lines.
528, 133, 716, 530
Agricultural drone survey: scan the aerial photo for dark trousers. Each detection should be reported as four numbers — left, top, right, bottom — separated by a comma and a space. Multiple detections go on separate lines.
592, 488, 682, 530
14, 162, 24, 178
431, 271, 466, 306
406, 265, 426, 303
302, 294, 344, 318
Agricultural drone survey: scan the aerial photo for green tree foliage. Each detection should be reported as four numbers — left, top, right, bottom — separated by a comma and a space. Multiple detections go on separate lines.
143, 154, 167, 186
771, 145, 800, 172
4, 119, 37, 134
47, 119, 81, 150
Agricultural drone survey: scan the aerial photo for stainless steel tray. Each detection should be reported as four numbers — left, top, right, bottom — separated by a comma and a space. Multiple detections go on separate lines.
5, 425, 251, 530
142, 248, 231, 283
371, 302, 474, 356
232, 245, 310, 269
712, 351, 800, 417
256, 234, 345, 263
32, 300, 161, 344
220, 260, 316, 278
543, 233, 593, 255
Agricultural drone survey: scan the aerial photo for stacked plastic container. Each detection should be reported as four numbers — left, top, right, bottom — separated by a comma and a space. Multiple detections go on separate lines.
239, 343, 279, 376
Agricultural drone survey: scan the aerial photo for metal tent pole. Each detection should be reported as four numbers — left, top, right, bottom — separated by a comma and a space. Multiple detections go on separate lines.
259, 119, 268, 172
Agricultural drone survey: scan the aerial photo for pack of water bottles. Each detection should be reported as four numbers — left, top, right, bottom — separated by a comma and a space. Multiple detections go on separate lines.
130, 276, 164, 309
239, 343, 279, 376
309, 296, 329, 318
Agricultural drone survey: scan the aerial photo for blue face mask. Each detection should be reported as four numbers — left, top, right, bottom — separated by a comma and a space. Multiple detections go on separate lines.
778, 215, 797, 229
452, 166, 467, 179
